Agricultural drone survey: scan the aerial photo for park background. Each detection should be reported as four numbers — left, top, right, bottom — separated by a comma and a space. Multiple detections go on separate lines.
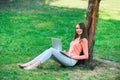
0, 0, 120, 80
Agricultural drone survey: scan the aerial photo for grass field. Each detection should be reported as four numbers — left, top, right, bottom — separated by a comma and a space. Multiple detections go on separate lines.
0, 0, 120, 80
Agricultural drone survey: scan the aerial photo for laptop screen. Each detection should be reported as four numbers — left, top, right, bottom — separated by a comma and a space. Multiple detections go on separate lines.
51, 38, 62, 51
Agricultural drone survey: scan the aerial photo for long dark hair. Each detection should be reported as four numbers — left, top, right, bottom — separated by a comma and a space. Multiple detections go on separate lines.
74, 22, 87, 40
74, 22, 87, 65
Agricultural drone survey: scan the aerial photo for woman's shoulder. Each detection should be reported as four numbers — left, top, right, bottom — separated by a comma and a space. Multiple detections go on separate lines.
81, 38, 88, 43
82, 38, 87, 41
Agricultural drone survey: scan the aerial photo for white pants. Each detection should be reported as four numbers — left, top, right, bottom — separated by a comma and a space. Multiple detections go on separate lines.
31, 47, 77, 66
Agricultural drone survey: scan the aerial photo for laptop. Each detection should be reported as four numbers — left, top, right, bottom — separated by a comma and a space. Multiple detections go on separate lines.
51, 38, 62, 51
51, 38, 72, 58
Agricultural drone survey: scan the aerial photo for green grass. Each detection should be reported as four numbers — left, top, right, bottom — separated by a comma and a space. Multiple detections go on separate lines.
94, 0, 120, 62
0, 0, 120, 80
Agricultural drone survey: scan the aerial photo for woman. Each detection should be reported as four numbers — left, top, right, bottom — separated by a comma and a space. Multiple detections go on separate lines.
18, 22, 89, 70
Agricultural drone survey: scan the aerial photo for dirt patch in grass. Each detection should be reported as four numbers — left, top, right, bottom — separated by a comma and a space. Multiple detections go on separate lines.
66, 58, 120, 80
1, 58, 120, 80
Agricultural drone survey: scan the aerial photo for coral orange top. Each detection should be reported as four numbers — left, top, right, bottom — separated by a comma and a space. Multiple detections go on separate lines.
68, 38, 89, 60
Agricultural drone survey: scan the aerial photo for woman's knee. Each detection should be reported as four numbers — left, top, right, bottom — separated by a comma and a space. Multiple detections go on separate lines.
48, 47, 59, 54
48, 47, 55, 52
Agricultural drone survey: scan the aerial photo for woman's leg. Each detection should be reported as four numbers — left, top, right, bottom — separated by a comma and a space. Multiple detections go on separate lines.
20, 47, 77, 70
28, 47, 77, 66
18, 49, 53, 68
48, 48, 77, 66
21, 48, 54, 70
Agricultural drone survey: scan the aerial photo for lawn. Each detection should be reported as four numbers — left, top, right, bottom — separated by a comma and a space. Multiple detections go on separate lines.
0, 0, 120, 80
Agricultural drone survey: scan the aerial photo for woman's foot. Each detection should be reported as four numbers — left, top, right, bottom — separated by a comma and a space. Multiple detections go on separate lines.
18, 61, 34, 69
23, 62, 40, 70
23, 65, 37, 70
18, 63, 26, 69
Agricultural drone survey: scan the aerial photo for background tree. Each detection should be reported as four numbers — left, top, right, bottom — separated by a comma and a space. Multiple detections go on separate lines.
85, 0, 101, 66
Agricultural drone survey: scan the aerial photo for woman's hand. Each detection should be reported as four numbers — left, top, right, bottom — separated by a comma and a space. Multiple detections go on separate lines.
70, 55, 76, 59
63, 50, 68, 54
70, 55, 79, 60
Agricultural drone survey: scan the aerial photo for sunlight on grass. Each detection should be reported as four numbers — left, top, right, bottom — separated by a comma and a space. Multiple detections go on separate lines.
11, 16, 28, 20
99, 0, 120, 20
34, 21, 54, 29
47, 0, 88, 9
47, 0, 120, 20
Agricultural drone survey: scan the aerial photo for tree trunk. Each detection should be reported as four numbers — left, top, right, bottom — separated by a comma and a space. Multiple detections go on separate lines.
86, 0, 101, 65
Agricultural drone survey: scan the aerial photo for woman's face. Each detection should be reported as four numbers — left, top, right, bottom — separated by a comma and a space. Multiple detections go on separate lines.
76, 24, 83, 36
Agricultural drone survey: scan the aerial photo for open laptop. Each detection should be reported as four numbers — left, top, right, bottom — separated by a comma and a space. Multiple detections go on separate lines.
51, 38, 72, 58
51, 38, 62, 51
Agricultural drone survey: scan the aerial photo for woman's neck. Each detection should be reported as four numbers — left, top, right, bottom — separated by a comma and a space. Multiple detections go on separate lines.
78, 35, 81, 39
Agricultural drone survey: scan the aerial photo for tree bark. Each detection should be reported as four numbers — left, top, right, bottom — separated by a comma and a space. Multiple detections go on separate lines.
86, 0, 101, 65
